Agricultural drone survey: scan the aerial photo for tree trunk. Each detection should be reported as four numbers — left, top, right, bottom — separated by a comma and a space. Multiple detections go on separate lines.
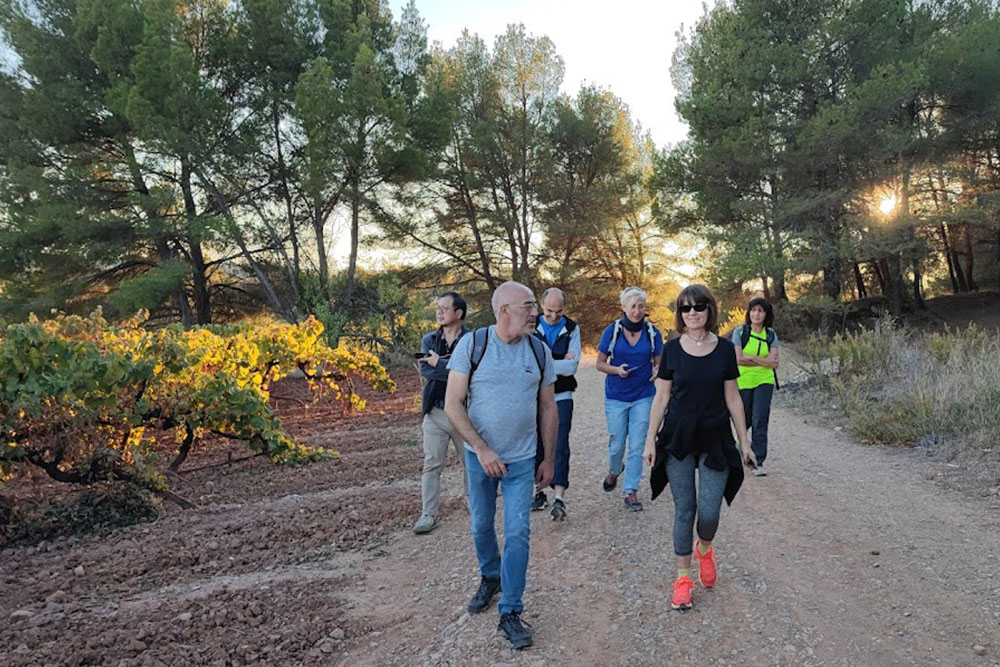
775, 270, 788, 301
760, 275, 771, 301
885, 254, 904, 317
180, 158, 212, 324
273, 104, 301, 294
821, 212, 842, 300
939, 223, 960, 293
188, 243, 212, 324
122, 141, 192, 324
455, 144, 497, 291
873, 258, 887, 295
343, 179, 361, 305
962, 224, 978, 291
766, 176, 788, 302
313, 203, 330, 295
822, 260, 841, 301
853, 261, 868, 300
193, 163, 293, 321
912, 261, 925, 310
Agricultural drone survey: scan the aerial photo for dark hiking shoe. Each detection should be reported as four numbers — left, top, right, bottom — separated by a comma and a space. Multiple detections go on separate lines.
550, 498, 567, 521
623, 491, 643, 512
602, 472, 619, 492
530, 490, 548, 511
498, 612, 534, 649
467, 576, 501, 614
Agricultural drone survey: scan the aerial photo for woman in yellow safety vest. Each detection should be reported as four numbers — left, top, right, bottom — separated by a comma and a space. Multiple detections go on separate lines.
733, 297, 779, 477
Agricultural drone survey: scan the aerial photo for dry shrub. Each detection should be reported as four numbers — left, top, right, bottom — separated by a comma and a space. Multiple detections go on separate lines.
807, 318, 1000, 448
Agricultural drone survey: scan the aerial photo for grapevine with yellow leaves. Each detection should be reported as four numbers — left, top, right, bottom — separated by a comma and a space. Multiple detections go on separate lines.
0, 310, 395, 503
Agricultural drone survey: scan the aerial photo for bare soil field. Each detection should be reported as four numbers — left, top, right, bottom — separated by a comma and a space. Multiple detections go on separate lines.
3, 360, 1000, 667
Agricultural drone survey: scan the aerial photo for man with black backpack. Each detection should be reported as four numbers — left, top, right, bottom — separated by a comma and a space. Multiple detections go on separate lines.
445, 281, 558, 650
531, 287, 581, 521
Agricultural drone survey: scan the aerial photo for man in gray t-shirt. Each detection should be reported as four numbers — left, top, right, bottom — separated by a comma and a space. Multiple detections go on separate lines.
445, 281, 557, 650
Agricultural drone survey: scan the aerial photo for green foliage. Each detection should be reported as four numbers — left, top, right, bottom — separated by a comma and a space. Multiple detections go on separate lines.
656, 0, 1000, 306
109, 260, 190, 316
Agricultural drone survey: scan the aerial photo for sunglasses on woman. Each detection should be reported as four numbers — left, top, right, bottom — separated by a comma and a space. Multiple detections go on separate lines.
678, 302, 709, 314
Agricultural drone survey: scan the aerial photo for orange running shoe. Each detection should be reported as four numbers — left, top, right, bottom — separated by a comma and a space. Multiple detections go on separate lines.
671, 576, 694, 610
695, 540, 717, 588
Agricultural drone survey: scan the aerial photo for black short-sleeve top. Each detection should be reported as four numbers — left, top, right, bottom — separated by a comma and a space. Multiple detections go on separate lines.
650, 336, 744, 504
658, 335, 739, 421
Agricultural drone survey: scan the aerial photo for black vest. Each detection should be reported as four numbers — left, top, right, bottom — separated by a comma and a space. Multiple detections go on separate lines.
535, 318, 578, 394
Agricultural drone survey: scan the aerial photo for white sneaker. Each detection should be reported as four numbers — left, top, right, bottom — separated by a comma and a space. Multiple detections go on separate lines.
752, 464, 767, 477
412, 514, 439, 534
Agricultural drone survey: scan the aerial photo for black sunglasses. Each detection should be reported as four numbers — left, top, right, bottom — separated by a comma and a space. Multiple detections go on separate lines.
679, 302, 709, 314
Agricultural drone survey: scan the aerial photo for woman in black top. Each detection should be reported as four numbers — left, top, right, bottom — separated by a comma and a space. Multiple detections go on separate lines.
642, 284, 754, 611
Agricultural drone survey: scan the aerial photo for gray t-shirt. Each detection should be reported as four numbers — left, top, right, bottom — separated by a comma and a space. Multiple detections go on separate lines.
448, 326, 556, 464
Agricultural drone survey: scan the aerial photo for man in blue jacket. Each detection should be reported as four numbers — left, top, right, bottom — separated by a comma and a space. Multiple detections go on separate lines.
412, 292, 469, 535
532, 287, 581, 520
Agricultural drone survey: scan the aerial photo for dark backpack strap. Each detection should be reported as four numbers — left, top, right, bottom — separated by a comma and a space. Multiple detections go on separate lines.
739, 324, 750, 349
527, 334, 545, 388
468, 327, 490, 378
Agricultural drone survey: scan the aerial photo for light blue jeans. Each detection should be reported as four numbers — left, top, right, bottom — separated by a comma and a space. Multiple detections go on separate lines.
465, 450, 535, 616
604, 396, 653, 494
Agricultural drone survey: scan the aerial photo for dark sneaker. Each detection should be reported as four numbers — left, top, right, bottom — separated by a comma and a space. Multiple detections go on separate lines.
530, 490, 548, 511
550, 498, 567, 521
467, 576, 501, 614
498, 612, 533, 649
623, 491, 643, 511
602, 472, 619, 492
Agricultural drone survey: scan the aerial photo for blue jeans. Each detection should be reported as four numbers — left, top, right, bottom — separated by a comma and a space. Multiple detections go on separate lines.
666, 453, 729, 556
465, 450, 534, 616
605, 396, 653, 494
740, 384, 774, 465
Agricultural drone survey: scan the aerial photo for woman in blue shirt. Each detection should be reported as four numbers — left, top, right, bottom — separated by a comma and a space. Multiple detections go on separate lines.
596, 286, 664, 511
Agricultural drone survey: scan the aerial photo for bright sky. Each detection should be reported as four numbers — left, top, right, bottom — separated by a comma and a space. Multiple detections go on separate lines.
391, 0, 713, 148
2, 1, 716, 270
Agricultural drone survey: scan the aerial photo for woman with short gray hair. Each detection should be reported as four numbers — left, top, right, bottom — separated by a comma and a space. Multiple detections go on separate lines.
595, 286, 663, 511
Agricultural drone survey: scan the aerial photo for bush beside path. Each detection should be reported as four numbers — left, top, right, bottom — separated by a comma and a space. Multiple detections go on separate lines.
3, 360, 1000, 666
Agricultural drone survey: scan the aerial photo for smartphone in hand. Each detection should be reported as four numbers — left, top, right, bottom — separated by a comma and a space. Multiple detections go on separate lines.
413, 352, 430, 359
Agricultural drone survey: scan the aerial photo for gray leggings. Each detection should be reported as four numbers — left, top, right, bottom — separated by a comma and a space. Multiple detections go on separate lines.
666, 453, 729, 556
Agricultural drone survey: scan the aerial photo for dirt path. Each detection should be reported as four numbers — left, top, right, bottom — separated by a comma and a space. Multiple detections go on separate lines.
4, 358, 1000, 666
337, 355, 1000, 667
